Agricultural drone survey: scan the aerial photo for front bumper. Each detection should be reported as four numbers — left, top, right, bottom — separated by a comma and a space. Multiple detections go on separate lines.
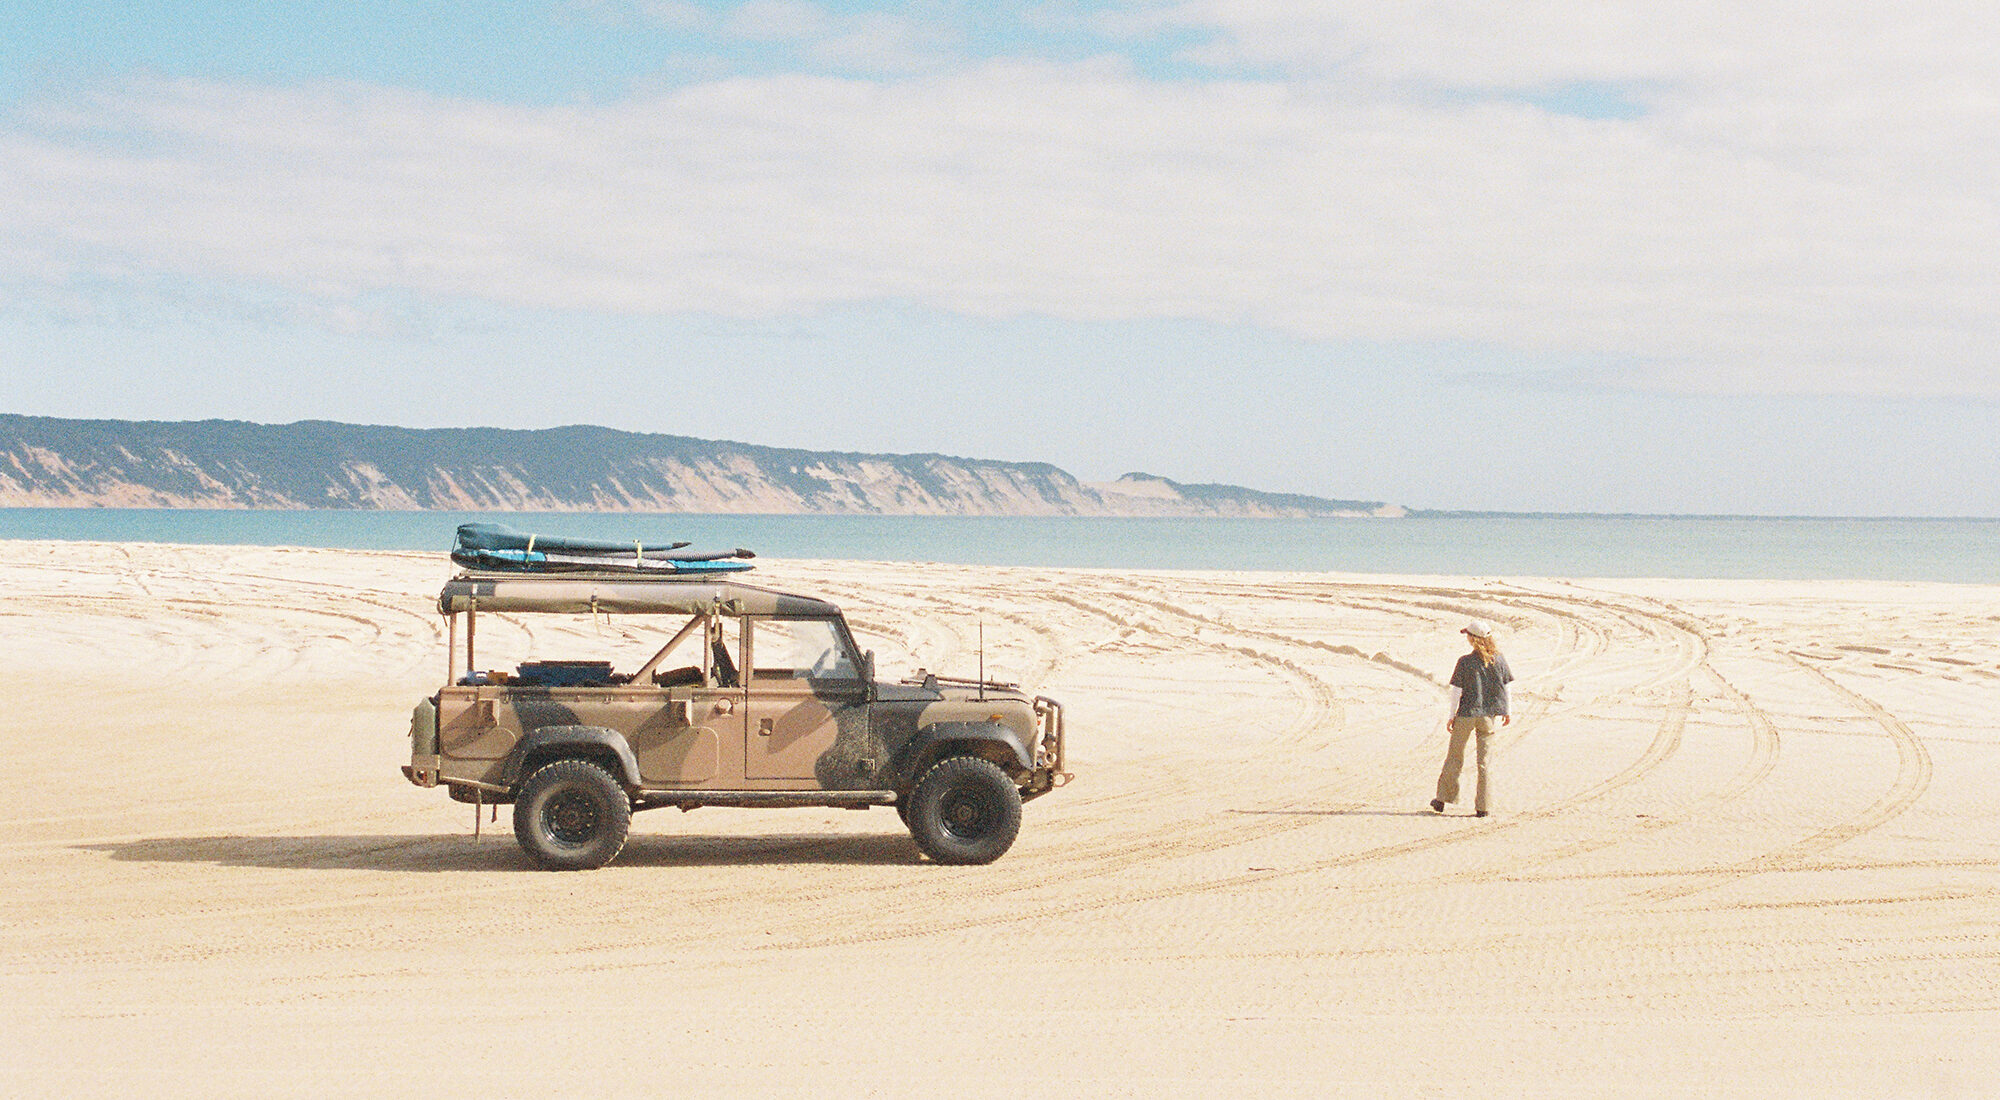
1023, 695, 1071, 800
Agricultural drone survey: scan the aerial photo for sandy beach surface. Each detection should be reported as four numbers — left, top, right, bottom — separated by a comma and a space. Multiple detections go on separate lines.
2, 541, 1996, 1097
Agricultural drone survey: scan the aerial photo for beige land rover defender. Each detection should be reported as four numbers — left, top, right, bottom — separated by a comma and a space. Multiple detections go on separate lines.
403, 572, 1067, 869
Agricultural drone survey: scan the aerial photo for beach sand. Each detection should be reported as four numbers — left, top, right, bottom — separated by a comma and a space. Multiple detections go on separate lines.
2, 541, 1996, 1097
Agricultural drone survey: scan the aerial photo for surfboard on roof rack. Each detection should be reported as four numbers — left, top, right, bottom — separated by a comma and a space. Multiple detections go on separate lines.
454, 522, 692, 557
449, 547, 755, 574
449, 524, 757, 575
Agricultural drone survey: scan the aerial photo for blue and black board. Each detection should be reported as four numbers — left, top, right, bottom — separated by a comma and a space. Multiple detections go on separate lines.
455, 522, 689, 555
452, 523, 757, 575
450, 547, 754, 574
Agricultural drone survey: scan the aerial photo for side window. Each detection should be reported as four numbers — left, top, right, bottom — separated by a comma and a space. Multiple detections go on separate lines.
709, 616, 741, 688
751, 618, 858, 681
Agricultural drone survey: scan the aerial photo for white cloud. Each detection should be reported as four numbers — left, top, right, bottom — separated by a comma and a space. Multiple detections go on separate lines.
1134, 1, 1999, 88
721, 0, 833, 41
805, 13, 953, 74
2, 0, 1997, 399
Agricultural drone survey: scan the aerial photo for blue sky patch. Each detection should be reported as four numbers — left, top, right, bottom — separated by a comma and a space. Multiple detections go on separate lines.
1500, 80, 1654, 121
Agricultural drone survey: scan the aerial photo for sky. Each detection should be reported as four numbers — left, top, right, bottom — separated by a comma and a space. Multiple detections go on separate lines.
1, 2, 1996, 515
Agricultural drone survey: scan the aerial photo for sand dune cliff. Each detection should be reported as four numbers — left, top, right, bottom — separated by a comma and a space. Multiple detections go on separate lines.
0, 415, 1399, 516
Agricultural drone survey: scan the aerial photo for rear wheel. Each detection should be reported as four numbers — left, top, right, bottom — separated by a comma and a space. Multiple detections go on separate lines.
513, 759, 631, 870
906, 756, 1022, 865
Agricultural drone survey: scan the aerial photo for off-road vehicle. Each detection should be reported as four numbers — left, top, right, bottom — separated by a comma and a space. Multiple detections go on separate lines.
403, 571, 1068, 869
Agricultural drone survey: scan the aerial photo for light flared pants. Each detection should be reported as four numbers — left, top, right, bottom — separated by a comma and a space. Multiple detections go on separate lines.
1435, 715, 1494, 813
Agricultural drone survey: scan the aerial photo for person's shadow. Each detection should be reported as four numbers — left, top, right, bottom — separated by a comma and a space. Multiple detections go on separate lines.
80, 831, 924, 871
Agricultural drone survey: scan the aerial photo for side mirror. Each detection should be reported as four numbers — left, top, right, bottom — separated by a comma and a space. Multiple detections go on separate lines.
863, 650, 876, 681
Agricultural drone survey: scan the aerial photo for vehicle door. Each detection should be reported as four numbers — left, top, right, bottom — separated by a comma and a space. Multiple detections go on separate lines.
741, 616, 868, 783
660, 614, 744, 785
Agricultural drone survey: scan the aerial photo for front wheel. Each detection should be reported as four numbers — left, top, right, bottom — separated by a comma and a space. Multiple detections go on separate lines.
906, 756, 1022, 865
513, 759, 632, 870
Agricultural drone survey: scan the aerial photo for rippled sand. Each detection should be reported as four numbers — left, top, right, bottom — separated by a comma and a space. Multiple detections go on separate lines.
2, 542, 1996, 1096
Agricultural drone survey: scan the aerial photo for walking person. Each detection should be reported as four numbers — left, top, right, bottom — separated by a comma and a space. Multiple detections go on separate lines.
1431, 619, 1512, 817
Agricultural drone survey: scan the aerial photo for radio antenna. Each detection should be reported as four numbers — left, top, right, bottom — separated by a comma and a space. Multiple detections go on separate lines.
978, 620, 985, 701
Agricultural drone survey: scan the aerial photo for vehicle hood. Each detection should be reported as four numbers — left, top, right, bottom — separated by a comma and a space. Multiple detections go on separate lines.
875, 682, 942, 703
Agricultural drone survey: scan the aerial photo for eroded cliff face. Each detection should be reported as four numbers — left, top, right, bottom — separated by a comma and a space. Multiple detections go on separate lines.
0, 416, 1399, 517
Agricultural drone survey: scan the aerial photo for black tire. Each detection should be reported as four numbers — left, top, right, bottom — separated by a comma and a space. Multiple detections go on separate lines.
906, 756, 1022, 865
512, 758, 631, 870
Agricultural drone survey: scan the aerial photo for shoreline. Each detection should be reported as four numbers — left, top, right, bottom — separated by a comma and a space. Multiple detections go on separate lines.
3, 510, 1997, 584
9, 535, 2000, 591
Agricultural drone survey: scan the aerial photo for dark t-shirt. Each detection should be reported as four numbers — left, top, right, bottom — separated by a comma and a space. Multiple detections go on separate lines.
1450, 652, 1513, 717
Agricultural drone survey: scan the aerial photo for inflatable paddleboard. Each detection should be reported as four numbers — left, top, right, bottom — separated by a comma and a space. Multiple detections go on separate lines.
454, 522, 691, 556
451, 547, 755, 574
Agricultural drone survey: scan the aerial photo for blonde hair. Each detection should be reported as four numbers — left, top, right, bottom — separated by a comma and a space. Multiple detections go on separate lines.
1470, 632, 1498, 666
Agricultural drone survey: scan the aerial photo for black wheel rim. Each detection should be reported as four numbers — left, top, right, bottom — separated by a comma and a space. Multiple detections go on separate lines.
544, 789, 600, 846
939, 786, 996, 842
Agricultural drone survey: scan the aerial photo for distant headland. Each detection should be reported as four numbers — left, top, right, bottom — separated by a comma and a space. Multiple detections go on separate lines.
0, 415, 1403, 518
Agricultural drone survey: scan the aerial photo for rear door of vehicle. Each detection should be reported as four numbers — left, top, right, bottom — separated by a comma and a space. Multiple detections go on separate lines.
638, 614, 742, 786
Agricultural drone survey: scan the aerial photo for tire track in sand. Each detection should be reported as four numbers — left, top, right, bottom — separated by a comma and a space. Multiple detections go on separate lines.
1432, 663, 1782, 892
1014, 580, 1691, 896
775, 633, 1696, 952
575, 578, 1370, 947
1636, 655, 1931, 903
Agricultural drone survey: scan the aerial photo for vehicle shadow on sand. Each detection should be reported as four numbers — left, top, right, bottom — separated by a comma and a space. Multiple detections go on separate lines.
1228, 808, 1437, 818
80, 831, 924, 871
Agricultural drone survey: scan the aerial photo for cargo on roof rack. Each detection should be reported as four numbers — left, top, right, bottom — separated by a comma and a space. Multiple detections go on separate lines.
454, 522, 691, 555
449, 523, 757, 576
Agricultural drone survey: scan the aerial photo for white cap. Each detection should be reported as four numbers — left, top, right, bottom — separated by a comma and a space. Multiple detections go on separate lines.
1462, 619, 1492, 638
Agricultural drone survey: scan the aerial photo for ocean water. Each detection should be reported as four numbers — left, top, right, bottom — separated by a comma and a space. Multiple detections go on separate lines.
0, 509, 1994, 583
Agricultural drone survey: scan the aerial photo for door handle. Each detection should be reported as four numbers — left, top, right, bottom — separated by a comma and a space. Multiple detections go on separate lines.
758, 717, 774, 736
